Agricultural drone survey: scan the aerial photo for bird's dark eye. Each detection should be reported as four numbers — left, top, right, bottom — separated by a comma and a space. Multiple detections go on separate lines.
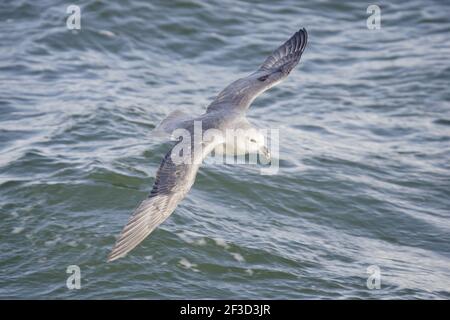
250, 139, 256, 143
258, 75, 269, 82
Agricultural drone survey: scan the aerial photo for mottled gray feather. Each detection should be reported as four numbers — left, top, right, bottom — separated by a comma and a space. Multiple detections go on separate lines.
108, 139, 219, 262
206, 28, 307, 113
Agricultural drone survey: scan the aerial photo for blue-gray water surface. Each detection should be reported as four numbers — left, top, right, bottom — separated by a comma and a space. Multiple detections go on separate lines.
1, 0, 450, 299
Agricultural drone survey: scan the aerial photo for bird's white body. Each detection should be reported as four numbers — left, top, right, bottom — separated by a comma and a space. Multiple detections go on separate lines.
212, 126, 266, 156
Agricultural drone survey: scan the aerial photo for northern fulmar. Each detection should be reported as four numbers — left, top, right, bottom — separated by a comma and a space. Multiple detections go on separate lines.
108, 28, 308, 261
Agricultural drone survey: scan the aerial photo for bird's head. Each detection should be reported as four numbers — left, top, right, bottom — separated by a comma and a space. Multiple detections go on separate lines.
244, 128, 270, 162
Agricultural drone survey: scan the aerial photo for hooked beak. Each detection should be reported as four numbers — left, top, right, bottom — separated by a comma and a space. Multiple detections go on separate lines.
260, 145, 271, 163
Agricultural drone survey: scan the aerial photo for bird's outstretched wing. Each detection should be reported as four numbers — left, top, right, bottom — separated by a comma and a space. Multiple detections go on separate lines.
206, 28, 308, 114
108, 137, 221, 262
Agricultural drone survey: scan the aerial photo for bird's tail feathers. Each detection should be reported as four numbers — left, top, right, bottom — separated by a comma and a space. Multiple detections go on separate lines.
153, 110, 192, 139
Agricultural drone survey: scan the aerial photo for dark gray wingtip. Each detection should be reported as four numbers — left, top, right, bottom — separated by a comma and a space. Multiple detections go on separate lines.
259, 27, 308, 73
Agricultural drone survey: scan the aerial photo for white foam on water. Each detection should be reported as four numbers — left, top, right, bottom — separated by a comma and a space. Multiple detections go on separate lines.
98, 30, 116, 38
196, 238, 207, 246
67, 241, 78, 247
230, 252, 245, 262
12, 226, 24, 234
179, 258, 199, 272
214, 238, 230, 249
177, 232, 194, 244
44, 236, 61, 247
